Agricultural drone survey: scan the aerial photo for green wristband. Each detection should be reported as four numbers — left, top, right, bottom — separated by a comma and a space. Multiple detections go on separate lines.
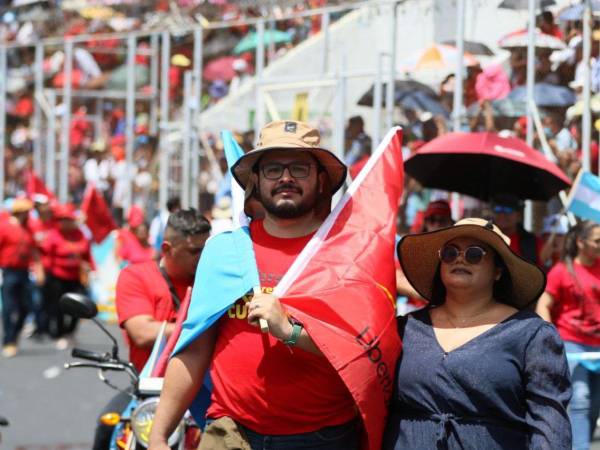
282, 321, 303, 347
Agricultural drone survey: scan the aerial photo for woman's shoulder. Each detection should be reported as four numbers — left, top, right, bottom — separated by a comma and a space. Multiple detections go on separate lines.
396, 308, 430, 336
506, 309, 562, 344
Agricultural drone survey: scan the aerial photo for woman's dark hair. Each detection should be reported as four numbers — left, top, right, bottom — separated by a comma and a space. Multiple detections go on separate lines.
563, 220, 599, 261
562, 220, 600, 282
429, 248, 513, 307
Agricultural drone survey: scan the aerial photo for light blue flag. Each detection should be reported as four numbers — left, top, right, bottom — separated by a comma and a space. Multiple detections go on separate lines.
172, 131, 258, 355
568, 171, 600, 225
567, 352, 600, 372
171, 131, 259, 425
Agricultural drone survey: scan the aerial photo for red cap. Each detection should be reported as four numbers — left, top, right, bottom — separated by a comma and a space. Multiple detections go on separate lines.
127, 205, 145, 228
53, 203, 77, 220
424, 200, 451, 219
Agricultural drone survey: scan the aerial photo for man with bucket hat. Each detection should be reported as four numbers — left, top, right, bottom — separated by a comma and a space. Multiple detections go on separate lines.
149, 120, 360, 450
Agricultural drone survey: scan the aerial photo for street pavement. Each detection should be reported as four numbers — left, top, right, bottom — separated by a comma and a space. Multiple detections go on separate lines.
0, 319, 129, 450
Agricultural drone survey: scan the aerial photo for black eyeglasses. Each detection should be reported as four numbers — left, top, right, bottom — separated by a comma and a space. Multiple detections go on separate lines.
259, 162, 313, 180
438, 245, 487, 265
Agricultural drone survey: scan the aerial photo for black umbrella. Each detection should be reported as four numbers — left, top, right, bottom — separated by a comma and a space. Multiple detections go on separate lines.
441, 40, 495, 56
358, 80, 438, 107
498, 0, 555, 9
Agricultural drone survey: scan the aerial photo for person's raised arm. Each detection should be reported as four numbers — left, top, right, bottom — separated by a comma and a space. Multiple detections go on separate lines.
148, 324, 217, 449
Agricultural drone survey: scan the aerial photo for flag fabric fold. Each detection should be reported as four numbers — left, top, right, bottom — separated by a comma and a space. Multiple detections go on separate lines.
25, 169, 56, 201
153, 288, 192, 377
81, 183, 117, 243
567, 170, 600, 224
277, 127, 404, 450
171, 127, 404, 449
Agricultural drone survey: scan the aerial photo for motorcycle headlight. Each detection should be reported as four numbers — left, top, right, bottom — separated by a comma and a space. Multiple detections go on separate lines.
130, 397, 183, 448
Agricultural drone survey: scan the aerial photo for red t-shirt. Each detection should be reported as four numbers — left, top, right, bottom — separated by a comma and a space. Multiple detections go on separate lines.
28, 217, 56, 270
207, 220, 356, 434
507, 231, 543, 264
0, 218, 36, 270
116, 261, 188, 372
546, 259, 600, 346
43, 228, 94, 281
118, 229, 156, 265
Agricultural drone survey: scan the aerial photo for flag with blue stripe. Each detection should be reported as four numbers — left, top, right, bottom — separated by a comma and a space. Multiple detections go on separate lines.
567, 171, 600, 225
171, 131, 259, 425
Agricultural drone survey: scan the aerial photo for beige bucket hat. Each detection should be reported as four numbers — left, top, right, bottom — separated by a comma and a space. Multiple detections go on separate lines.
231, 120, 347, 194
397, 218, 546, 309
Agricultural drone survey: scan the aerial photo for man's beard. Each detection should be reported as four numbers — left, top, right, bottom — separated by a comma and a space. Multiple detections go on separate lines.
260, 183, 318, 219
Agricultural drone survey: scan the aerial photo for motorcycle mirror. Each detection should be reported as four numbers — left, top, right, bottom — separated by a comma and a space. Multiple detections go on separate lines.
0, 415, 9, 426
59, 293, 98, 319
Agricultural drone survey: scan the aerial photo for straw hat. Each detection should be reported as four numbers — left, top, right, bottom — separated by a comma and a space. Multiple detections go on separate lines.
231, 120, 347, 194
171, 54, 191, 68
11, 198, 33, 214
397, 218, 546, 309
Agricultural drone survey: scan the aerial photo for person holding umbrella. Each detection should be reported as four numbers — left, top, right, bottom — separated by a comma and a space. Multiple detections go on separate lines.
492, 194, 543, 265
385, 218, 571, 449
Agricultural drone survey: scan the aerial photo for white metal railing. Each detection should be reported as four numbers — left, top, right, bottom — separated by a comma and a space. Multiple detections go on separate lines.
0, 0, 404, 214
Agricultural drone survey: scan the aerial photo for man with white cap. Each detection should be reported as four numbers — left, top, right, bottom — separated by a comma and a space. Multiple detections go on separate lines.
149, 120, 358, 450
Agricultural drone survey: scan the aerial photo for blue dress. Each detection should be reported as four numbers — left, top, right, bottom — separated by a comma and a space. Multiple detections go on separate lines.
383, 308, 572, 450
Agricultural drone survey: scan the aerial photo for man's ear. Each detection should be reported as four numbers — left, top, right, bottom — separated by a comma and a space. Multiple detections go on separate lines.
161, 240, 172, 256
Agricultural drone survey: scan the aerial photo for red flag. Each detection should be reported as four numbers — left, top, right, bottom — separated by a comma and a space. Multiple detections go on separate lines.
81, 183, 117, 243
25, 169, 56, 202
280, 128, 404, 450
152, 287, 192, 377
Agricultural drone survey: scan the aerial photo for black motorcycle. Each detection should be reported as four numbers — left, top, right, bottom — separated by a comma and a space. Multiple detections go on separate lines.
60, 293, 199, 449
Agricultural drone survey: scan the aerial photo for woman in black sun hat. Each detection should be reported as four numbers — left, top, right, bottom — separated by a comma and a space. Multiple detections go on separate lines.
383, 218, 572, 450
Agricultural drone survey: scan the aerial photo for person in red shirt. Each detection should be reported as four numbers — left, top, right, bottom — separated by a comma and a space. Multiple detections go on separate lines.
27, 195, 57, 339
0, 199, 44, 357
537, 220, 600, 450
41, 203, 94, 350
492, 194, 543, 265
90, 210, 210, 450
115, 205, 157, 268
116, 209, 210, 372
150, 121, 359, 450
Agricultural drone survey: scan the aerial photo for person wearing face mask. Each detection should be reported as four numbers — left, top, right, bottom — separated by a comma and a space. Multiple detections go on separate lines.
537, 221, 600, 450
384, 218, 571, 450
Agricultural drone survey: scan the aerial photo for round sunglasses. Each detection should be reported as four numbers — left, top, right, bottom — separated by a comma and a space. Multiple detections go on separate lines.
438, 245, 487, 265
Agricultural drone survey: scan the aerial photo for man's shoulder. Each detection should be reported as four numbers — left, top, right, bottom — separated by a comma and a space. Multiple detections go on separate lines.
119, 260, 162, 282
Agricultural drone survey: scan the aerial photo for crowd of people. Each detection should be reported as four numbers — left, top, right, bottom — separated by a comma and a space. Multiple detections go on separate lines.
0, 0, 348, 227
1, 2, 600, 450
